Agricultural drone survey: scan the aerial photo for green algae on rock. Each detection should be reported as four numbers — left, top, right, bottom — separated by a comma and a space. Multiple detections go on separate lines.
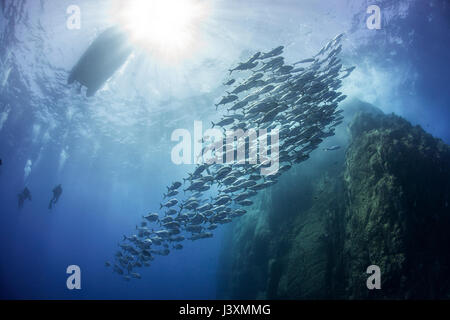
217, 102, 450, 299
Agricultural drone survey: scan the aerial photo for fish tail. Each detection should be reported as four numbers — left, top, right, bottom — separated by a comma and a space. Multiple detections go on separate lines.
211, 121, 215, 128
159, 203, 163, 209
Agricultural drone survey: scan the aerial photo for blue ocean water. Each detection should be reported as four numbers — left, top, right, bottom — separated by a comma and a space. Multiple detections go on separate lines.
0, 0, 449, 299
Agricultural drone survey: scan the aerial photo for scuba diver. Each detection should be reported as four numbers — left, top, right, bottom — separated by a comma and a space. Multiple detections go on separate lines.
48, 184, 63, 210
18, 187, 32, 209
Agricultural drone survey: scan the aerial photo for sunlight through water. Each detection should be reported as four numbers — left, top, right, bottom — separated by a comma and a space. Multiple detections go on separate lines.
113, 0, 210, 60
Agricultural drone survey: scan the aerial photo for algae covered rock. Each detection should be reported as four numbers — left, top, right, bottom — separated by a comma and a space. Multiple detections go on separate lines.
344, 112, 450, 299
218, 102, 450, 299
217, 142, 348, 299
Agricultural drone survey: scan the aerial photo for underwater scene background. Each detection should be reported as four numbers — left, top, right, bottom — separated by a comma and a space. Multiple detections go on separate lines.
0, 0, 449, 299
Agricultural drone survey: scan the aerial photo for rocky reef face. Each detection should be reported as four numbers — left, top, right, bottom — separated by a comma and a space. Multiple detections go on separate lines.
217, 103, 450, 299
344, 111, 450, 299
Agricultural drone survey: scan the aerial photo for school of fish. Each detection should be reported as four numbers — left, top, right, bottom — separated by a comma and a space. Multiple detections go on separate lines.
106, 34, 354, 280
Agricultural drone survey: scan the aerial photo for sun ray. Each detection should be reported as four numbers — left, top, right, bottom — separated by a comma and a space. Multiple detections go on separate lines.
111, 0, 210, 61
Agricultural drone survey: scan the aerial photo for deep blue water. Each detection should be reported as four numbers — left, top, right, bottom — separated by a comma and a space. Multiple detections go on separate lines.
0, 0, 449, 299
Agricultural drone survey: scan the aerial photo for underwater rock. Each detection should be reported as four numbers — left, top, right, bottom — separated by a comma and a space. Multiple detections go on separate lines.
217, 141, 348, 299
217, 102, 450, 299
344, 111, 450, 299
